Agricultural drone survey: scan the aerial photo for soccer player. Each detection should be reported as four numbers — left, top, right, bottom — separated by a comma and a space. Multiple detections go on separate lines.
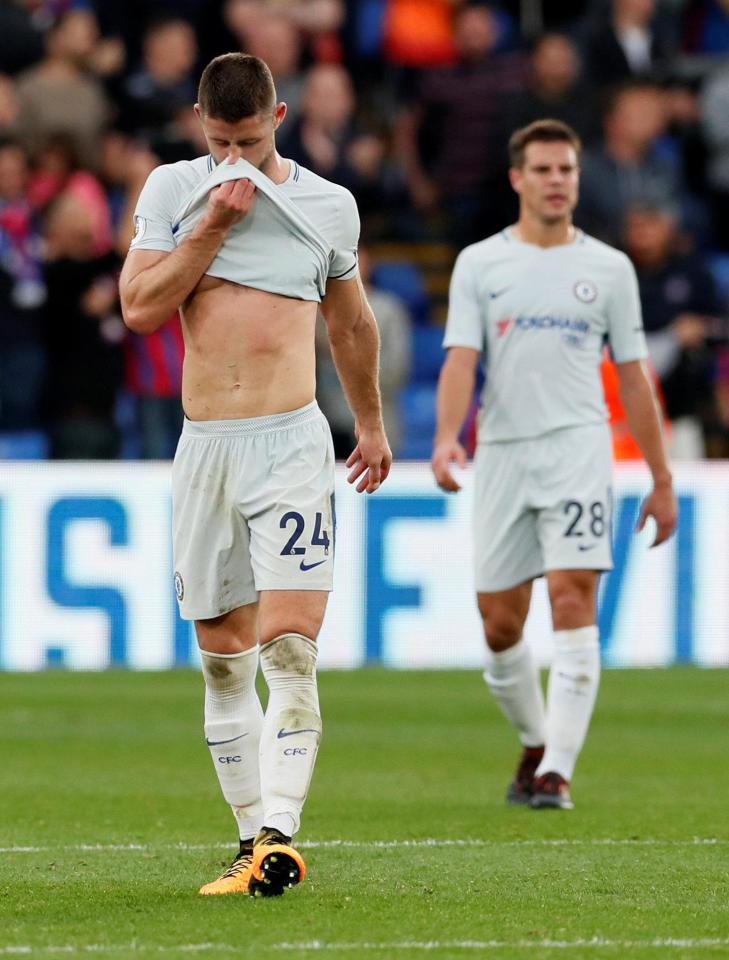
119, 54, 391, 895
431, 119, 677, 810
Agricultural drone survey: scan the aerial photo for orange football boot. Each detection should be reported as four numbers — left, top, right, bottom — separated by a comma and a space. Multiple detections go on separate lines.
249, 827, 306, 897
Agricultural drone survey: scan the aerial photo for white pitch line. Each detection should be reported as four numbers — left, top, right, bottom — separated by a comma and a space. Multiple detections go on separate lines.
272, 939, 729, 952
0, 837, 725, 855
2, 939, 729, 955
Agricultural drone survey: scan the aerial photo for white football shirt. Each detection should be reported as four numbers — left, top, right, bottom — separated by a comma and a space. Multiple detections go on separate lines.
443, 228, 648, 442
130, 156, 360, 302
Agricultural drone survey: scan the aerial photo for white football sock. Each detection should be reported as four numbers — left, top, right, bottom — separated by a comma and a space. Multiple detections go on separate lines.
537, 626, 601, 782
483, 637, 546, 747
258, 633, 322, 839
201, 646, 263, 841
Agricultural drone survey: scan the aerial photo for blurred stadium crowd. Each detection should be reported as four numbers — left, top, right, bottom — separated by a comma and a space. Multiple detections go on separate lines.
0, 0, 728, 461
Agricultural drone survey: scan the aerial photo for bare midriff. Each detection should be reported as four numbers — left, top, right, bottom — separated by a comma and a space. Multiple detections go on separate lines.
180, 275, 318, 421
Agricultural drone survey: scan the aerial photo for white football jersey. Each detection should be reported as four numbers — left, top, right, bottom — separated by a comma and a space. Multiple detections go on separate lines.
130, 156, 360, 302
443, 228, 647, 442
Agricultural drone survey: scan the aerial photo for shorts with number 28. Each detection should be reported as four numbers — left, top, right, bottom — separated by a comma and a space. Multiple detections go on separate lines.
473, 422, 614, 593
172, 401, 335, 620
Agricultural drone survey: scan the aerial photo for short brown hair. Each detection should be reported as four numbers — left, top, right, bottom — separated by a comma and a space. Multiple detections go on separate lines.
508, 119, 582, 169
198, 53, 276, 122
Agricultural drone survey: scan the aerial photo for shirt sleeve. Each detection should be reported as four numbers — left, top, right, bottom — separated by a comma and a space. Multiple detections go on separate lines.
606, 253, 648, 363
327, 188, 360, 281
443, 249, 484, 351
128, 165, 180, 253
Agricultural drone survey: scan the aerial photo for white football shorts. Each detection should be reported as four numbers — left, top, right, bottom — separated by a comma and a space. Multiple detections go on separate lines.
473, 422, 614, 593
172, 400, 335, 620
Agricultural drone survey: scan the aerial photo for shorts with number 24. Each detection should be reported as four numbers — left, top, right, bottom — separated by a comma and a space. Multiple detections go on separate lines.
172, 401, 335, 620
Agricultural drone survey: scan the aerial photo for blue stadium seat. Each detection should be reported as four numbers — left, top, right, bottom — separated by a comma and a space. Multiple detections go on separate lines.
410, 325, 446, 385
709, 253, 729, 303
353, 0, 387, 57
0, 431, 48, 460
399, 384, 437, 460
372, 261, 430, 326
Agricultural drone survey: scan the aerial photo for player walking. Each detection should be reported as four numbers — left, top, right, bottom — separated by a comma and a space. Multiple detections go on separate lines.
120, 54, 391, 894
432, 120, 676, 809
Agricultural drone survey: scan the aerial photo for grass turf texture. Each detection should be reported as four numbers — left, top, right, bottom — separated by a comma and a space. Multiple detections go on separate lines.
0, 668, 727, 960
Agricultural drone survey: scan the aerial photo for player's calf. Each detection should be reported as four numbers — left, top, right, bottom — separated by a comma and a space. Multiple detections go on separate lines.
258, 633, 322, 839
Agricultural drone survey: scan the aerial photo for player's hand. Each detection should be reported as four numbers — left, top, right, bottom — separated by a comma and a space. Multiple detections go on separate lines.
637, 482, 678, 547
431, 438, 467, 492
346, 424, 392, 494
203, 177, 256, 232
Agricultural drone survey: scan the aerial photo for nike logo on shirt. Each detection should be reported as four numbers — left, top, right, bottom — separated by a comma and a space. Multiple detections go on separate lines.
489, 287, 511, 299
300, 559, 326, 571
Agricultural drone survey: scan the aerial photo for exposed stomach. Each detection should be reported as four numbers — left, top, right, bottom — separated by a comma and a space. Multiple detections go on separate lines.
180, 276, 319, 421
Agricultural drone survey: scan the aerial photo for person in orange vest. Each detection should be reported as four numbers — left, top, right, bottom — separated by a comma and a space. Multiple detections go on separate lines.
601, 347, 670, 460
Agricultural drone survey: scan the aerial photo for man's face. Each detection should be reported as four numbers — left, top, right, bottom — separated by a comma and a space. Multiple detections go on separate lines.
509, 141, 579, 225
624, 209, 674, 266
607, 89, 665, 148
195, 103, 286, 169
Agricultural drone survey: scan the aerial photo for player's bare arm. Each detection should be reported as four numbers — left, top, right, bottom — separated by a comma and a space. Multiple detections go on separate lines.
319, 273, 392, 493
120, 176, 257, 334
616, 359, 678, 546
432, 347, 479, 493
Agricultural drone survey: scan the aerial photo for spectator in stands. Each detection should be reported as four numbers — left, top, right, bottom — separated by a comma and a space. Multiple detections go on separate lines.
508, 32, 599, 146
154, 102, 213, 165
14, 9, 112, 167
224, 0, 344, 61
118, 17, 198, 144
279, 62, 402, 223
114, 148, 184, 459
0, 74, 19, 134
225, 11, 306, 127
576, 82, 683, 247
624, 200, 722, 458
581, 0, 676, 89
700, 62, 729, 249
316, 245, 410, 457
664, 79, 710, 206
394, 3, 524, 244
0, 0, 45, 75
43, 192, 125, 458
27, 133, 113, 256
504, 0, 589, 33
0, 136, 46, 430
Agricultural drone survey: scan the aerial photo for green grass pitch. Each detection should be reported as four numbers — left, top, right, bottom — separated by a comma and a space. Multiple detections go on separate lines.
0, 668, 728, 959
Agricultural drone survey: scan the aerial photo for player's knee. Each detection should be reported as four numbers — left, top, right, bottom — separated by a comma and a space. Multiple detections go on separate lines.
259, 613, 322, 647
260, 632, 317, 680
479, 607, 524, 652
549, 584, 594, 630
195, 625, 252, 656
